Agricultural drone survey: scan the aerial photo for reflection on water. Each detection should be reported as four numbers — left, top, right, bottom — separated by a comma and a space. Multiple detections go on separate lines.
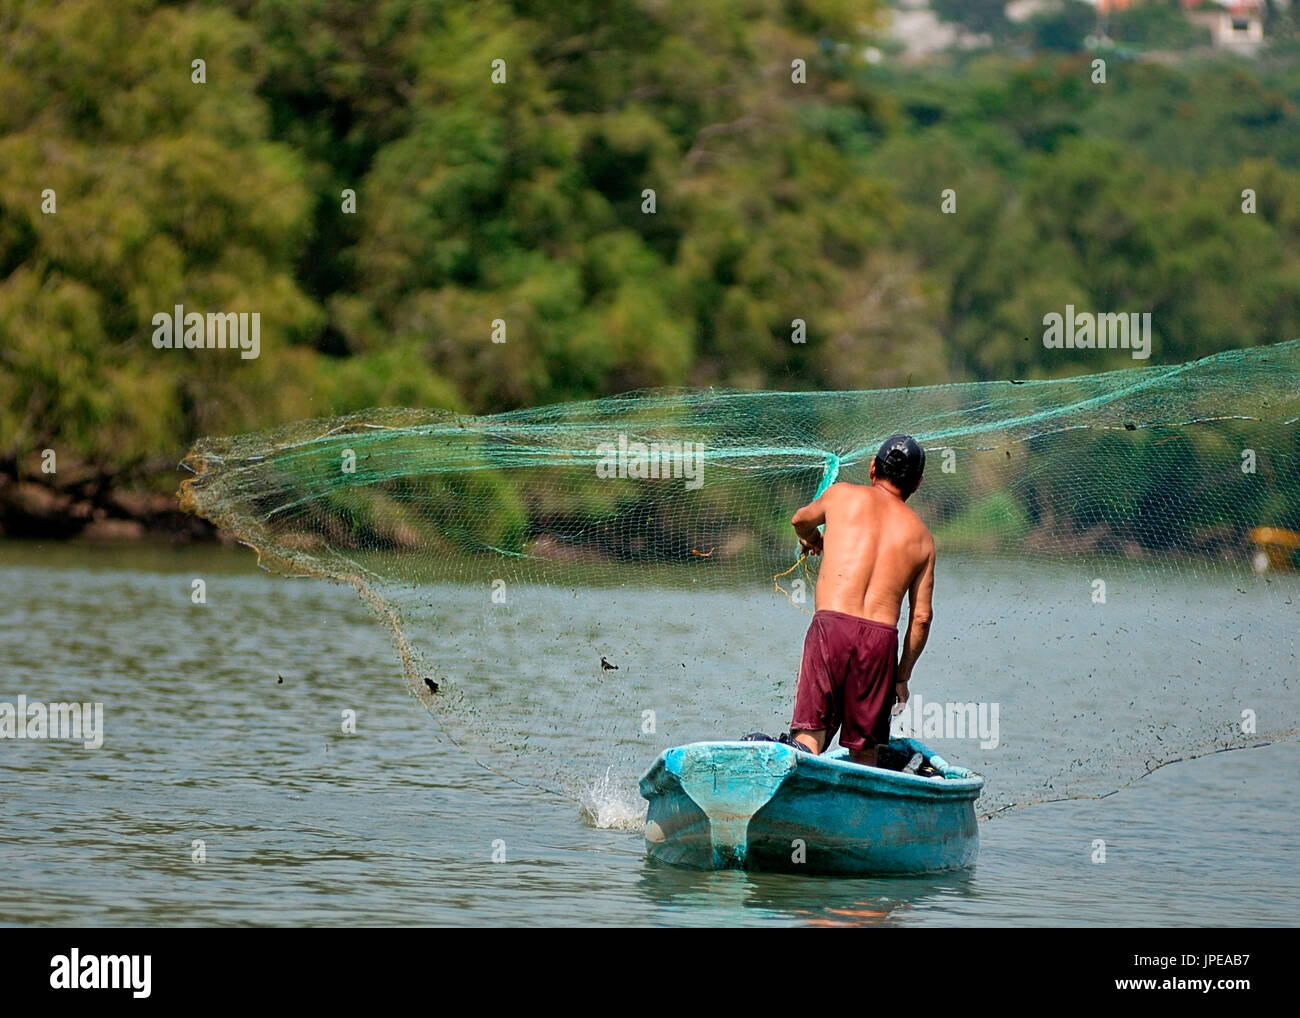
636, 862, 978, 927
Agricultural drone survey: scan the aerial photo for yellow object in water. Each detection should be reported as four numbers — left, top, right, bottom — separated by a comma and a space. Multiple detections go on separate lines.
1249, 527, 1300, 571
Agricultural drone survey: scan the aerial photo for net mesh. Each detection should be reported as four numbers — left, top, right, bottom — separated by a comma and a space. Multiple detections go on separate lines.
179, 340, 1300, 820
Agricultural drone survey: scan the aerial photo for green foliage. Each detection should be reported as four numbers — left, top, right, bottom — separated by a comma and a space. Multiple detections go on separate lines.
0, 0, 321, 477
862, 56, 1300, 382
3, 0, 1300, 552
930, 0, 1013, 40
1028, 0, 1097, 53
933, 492, 1032, 553
1109, 1, 1209, 50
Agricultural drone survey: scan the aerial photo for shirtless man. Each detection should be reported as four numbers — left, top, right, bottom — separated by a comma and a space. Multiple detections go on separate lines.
787, 435, 934, 766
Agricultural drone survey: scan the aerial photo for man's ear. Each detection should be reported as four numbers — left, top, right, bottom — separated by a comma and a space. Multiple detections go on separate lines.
868, 459, 876, 482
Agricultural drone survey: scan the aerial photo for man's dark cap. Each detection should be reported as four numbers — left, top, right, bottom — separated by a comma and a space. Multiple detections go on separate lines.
874, 434, 925, 492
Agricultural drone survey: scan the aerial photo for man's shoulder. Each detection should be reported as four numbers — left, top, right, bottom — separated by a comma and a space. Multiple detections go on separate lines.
824, 480, 872, 505
904, 506, 935, 553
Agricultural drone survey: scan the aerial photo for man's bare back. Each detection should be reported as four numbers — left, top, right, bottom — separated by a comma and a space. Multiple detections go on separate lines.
799, 482, 934, 626
787, 436, 934, 765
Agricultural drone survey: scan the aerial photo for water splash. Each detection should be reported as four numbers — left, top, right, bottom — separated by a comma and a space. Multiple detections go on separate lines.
579, 768, 647, 831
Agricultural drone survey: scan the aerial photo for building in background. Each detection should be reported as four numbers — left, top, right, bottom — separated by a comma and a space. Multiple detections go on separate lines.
1184, 1, 1266, 54
901, 1, 1286, 59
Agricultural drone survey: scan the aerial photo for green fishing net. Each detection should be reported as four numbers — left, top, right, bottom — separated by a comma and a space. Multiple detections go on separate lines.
180, 340, 1300, 820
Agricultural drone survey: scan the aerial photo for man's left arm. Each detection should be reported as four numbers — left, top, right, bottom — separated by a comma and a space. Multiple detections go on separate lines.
896, 541, 935, 699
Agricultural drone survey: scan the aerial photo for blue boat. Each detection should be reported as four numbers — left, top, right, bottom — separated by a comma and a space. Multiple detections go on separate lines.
639, 738, 983, 876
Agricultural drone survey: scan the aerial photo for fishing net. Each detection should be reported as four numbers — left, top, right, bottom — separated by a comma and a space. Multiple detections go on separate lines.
179, 341, 1300, 821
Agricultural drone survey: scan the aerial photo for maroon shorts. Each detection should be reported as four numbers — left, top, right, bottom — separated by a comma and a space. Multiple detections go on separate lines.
791, 610, 898, 751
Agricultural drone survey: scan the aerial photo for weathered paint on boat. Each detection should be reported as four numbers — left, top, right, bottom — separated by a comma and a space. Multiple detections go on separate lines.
639, 739, 983, 875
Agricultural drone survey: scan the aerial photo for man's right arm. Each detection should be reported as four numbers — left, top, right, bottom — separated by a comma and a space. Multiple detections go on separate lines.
790, 485, 835, 555
895, 540, 935, 701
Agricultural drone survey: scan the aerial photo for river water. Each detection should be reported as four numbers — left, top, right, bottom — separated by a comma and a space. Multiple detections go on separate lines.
1, 541, 1296, 926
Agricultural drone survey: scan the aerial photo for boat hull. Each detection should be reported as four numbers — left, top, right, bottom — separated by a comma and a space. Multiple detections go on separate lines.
639, 740, 983, 876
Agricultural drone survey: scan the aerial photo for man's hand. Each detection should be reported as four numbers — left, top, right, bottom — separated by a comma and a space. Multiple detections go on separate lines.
791, 493, 829, 557
798, 530, 823, 556
895, 678, 910, 706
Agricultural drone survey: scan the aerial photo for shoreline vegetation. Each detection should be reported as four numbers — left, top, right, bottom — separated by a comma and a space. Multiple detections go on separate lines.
3, 516, 1282, 580
0, 455, 213, 542
7, 3, 1300, 549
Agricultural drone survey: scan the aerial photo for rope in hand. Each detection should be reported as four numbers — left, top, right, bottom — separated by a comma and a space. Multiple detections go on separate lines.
773, 550, 819, 615
774, 451, 836, 613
